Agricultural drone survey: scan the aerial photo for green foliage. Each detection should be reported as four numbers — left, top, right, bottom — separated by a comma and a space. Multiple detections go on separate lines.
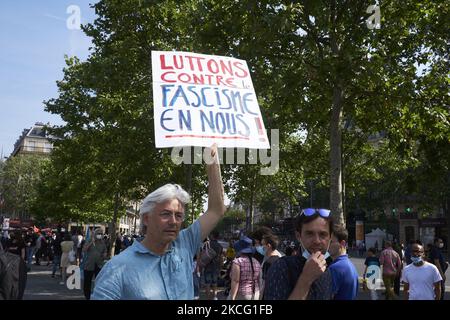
37, 0, 448, 228
214, 207, 246, 235
0, 155, 49, 215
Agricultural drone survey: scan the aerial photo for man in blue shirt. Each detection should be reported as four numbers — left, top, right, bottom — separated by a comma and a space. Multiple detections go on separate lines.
328, 225, 359, 300
92, 145, 225, 300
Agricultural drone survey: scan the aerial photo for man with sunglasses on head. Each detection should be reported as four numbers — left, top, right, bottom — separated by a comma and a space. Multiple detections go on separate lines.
91, 145, 225, 300
264, 208, 334, 300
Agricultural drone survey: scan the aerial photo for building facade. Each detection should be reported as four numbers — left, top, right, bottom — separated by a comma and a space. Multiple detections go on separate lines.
11, 122, 53, 157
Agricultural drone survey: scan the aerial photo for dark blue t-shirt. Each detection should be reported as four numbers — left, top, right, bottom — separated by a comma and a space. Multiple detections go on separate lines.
264, 255, 333, 300
329, 254, 359, 300
364, 256, 380, 267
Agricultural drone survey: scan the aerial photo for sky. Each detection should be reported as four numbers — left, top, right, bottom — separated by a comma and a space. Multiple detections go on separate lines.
0, 0, 98, 158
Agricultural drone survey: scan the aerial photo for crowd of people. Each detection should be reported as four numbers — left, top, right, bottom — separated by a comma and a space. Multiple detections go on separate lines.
0, 226, 142, 299
1, 145, 448, 300
362, 237, 448, 300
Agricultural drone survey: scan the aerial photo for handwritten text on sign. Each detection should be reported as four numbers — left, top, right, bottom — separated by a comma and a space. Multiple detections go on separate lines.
152, 51, 269, 149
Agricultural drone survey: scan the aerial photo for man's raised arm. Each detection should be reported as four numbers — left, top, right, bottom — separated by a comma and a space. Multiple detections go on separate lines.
199, 144, 226, 241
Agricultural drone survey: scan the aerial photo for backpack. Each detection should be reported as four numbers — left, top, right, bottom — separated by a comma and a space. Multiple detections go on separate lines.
0, 243, 27, 300
199, 241, 218, 268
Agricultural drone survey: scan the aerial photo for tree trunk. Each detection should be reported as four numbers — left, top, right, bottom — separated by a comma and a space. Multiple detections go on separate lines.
133, 201, 138, 234
329, 2, 345, 227
108, 191, 120, 258
445, 197, 450, 260
330, 84, 345, 227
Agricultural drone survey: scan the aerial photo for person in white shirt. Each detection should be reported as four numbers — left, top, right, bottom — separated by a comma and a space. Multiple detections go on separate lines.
401, 243, 442, 300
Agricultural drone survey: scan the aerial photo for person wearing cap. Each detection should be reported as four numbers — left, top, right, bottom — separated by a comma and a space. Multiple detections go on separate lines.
264, 208, 334, 300
92, 145, 225, 300
228, 236, 262, 300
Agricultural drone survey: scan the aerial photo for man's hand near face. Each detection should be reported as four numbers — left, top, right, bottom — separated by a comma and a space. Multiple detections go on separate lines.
302, 251, 327, 281
288, 251, 327, 300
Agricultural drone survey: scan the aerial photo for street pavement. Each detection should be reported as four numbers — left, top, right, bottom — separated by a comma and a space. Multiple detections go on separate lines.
22, 255, 449, 300
23, 263, 84, 300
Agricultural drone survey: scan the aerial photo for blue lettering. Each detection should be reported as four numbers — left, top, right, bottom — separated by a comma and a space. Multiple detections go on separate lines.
160, 109, 175, 131
161, 85, 175, 108
231, 91, 244, 113
200, 87, 214, 107
179, 110, 192, 131
220, 89, 232, 110
236, 114, 250, 137
187, 86, 201, 107
200, 110, 215, 133
169, 86, 190, 107
214, 88, 222, 107
215, 112, 226, 134
243, 93, 258, 115
225, 113, 237, 135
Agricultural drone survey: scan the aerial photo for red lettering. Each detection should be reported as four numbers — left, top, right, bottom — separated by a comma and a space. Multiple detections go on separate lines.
161, 71, 176, 82
219, 60, 233, 76
192, 73, 205, 85
207, 59, 220, 74
233, 61, 249, 78
178, 73, 191, 82
226, 78, 237, 88
185, 55, 196, 71
193, 57, 205, 72
216, 75, 226, 86
204, 74, 214, 83
173, 55, 184, 69
185, 55, 205, 72
160, 55, 173, 70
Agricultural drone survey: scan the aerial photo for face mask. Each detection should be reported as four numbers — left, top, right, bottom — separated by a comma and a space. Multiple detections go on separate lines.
438, 243, 444, 249
256, 246, 265, 256
96, 235, 103, 240
300, 239, 331, 260
411, 256, 423, 265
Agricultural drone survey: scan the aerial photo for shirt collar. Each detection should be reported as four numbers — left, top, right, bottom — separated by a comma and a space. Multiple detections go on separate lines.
131, 239, 175, 256
333, 254, 348, 262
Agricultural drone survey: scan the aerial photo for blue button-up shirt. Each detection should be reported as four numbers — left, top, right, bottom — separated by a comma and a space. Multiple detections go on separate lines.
91, 220, 201, 300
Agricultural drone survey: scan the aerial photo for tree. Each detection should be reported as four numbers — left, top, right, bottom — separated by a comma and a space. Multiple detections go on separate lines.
42, 1, 211, 255
0, 155, 49, 218
182, 0, 449, 227
214, 208, 246, 237
41, 0, 448, 244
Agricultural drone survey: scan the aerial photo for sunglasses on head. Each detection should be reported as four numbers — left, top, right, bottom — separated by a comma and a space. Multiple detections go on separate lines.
300, 208, 331, 218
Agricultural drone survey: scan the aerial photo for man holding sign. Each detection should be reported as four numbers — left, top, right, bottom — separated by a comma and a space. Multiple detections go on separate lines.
92, 145, 225, 300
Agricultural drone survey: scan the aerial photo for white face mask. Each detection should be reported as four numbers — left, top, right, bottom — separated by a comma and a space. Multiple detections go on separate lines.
438, 243, 444, 249
300, 239, 331, 260
96, 235, 103, 240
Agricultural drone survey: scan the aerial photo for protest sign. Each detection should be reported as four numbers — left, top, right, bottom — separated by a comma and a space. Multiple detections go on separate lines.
152, 51, 269, 149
